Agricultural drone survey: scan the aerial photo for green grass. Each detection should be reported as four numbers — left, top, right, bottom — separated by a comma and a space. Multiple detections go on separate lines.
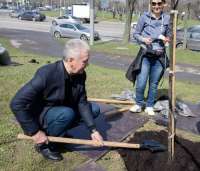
92, 41, 140, 56
177, 18, 200, 28
96, 11, 140, 22
43, 10, 139, 22
57, 37, 200, 66
42, 10, 61, 17
176, 49, 200, 65
1, 37, 200, 170
91, 41, 200, 66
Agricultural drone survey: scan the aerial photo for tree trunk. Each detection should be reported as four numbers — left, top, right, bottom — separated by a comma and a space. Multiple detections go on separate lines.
171, 0, 179, 10
122, 0, 135, 45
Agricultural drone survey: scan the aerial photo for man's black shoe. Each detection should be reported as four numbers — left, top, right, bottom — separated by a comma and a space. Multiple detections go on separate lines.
49, 142, 72, 153
35, 143, 63, 161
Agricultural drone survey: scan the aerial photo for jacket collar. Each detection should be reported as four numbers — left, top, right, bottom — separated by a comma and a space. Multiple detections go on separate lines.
145, 11, 164, 20
60, 60, 69, 80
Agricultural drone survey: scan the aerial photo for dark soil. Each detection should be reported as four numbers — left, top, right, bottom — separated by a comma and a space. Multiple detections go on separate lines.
119, 130, 200, 171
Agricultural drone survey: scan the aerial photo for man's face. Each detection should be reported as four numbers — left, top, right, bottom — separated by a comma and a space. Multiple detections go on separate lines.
151, 0, 164, 15
68, 50, 89, 74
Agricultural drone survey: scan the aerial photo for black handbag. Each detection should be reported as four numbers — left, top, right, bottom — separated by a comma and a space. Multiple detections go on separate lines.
141, 39, 165, 56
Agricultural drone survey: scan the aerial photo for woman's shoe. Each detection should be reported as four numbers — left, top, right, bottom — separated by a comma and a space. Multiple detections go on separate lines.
129, 105, 142, 113
144, 107, 155, 116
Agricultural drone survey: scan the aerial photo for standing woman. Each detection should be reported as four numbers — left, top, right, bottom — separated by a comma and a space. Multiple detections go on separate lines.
126, 0, 170, 115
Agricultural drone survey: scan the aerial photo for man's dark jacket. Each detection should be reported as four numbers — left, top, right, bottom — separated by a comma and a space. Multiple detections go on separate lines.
10, 60, 95, 136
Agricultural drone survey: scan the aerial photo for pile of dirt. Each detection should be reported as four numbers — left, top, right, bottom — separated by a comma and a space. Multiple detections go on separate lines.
119, 130, 200, 171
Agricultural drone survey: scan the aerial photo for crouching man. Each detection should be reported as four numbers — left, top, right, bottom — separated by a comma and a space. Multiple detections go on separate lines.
10, 39, 103, 161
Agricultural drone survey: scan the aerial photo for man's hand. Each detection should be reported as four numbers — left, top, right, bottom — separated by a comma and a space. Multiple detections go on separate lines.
143, 37, 152, 45
91, 131, 104, 147
32, 130, 48, 144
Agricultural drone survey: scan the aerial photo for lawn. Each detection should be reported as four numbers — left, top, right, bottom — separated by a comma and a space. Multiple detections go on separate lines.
0, 37, 200, 170
91, 41, 200, 66
42, 10, 61, 17
55, 38, 200, 66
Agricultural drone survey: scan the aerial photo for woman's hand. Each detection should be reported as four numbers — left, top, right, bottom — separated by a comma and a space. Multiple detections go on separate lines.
163, 37, 170, 44
143, 37, 152, 45
159, 35, 170, 44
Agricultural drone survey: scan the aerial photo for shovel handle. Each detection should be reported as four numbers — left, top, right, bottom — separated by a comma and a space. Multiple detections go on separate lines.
88, 98, 134, 105
17, 134, 141, 149
104, 106, 131, 116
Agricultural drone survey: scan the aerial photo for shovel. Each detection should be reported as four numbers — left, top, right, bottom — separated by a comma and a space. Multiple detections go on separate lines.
18, 134, 166, 153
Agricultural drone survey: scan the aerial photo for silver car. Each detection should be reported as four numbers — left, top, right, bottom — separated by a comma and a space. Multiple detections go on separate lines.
50, 22, 100, 41
9, 9, 24, 18
176, 25, 200, 51
52, 15, 81, 25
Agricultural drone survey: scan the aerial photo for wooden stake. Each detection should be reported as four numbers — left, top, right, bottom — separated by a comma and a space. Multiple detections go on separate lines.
168, 10, 178, 161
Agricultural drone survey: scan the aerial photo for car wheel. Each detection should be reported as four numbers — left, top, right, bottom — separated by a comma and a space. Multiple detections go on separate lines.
54, 31, 61, 39
80, 34, 88, 41
52, 20, 57, 25
176, 43, 184, 49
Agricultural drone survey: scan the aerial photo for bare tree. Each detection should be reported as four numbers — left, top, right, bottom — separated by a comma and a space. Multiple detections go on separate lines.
122, 0, 137, 45
192, 0, 200, 19
171, 0, 179, 10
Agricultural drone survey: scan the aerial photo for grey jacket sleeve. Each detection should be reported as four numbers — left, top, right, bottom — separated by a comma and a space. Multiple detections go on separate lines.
164, 15, 171, 38
10, 69, 46, 135
133, 14, 146, 43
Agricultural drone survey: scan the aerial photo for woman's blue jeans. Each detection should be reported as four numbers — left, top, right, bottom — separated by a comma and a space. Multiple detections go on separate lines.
135, 56, 163, 107
43, 102, 100, 137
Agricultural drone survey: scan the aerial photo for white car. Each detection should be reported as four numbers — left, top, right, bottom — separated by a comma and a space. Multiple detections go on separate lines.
52, 15, 81, 25
131, 22, 137, 29
50, 22, 100, 41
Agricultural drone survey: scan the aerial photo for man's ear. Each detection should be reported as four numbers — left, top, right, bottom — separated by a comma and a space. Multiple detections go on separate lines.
67, 57, 74, 63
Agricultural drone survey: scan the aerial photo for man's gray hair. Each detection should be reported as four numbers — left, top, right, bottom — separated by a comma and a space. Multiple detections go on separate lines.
63, 39, 90, 60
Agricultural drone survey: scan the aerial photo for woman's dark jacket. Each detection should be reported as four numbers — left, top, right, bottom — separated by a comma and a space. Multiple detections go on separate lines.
126, 48, 169, 85
10, 60, 95, 136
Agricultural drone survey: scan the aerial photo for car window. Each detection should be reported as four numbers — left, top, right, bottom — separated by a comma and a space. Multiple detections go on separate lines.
74, 24, 87, 30
188, 27, 200, 33
60, 24, 75, 30
192, 33, 200, 39
66, 24, 75, 30
71, 16, 78, 19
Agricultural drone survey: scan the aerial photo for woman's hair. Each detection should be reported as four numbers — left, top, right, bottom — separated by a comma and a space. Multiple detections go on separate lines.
63, 39, 90, 60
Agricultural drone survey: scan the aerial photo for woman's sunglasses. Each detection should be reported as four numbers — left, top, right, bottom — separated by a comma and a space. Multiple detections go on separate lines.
151, 2, 163, 6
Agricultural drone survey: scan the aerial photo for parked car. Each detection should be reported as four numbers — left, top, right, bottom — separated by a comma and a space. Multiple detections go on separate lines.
52, 15, 81, 25
9, 9, 24, 18
176, 25, 200, 51
18, 11, 46, 21
50, 22, 100, 41
131, 22, 137, 29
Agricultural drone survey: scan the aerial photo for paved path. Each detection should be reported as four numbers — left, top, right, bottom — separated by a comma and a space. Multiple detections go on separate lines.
0, 28, 200, 83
